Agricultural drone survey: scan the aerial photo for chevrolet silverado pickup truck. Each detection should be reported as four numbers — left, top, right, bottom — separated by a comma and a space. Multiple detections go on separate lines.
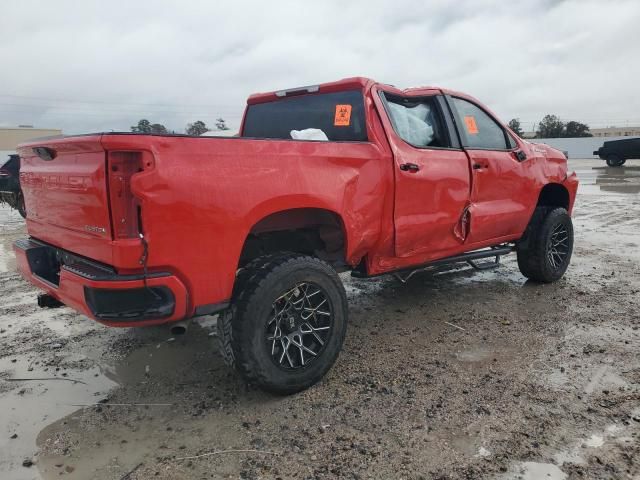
14, 77, 578, 394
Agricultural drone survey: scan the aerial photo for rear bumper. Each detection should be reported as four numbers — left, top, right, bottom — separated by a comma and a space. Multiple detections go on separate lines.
13, 237, 189, 327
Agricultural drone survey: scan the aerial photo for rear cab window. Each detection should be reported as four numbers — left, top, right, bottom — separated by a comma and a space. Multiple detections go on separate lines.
241, 90, 367, 142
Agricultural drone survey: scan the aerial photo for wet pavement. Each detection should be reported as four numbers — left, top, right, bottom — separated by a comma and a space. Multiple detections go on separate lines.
0, 158, 638, 479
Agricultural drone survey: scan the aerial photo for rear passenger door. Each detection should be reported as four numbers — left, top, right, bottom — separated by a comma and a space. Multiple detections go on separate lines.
377, 91, 472, 258
448, 96, 531, 244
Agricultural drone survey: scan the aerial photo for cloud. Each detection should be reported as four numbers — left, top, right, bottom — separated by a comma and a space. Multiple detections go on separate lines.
0, 0, 638, 134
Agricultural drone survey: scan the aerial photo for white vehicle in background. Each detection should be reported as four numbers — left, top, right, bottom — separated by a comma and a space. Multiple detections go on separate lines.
201, 129, 237, 137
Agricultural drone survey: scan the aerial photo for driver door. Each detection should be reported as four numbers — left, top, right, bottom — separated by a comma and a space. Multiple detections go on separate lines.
448, 96, 532, 243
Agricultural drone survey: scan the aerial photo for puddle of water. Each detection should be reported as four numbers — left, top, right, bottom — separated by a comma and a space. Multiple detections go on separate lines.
34, 323, 226, 479
574, 165, 640, 196
453, 345, 518, 368
546, 368, 570, 388
583, 434, 604, 448
553, 448, 585, 466
501, 461, 567, 480
455, 347, 492, 362
443, 263, 526, 287
583, 365, 629, 395
551, 419, 637, 469
0, 356, 117, 480
475, 446, 491, 458
342, 274, 387, 298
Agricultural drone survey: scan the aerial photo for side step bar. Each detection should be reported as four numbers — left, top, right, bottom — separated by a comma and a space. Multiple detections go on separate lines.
352, 244, 514, 283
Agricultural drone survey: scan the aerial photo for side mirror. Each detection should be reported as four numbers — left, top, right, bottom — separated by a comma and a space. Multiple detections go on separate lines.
515, 150, 527, 162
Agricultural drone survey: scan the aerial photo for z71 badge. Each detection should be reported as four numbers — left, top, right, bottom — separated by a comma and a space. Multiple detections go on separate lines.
84, 225, 106, 234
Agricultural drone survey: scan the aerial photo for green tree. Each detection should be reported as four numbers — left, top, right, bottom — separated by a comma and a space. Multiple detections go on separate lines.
186, 120, 210, 136
131, 119, 152, 133
215, 118, 230, 131
508, 118, 524, 137
536, 115, 565, 138
131, 119, 168, 134
150, 123, 168, 134
564, 120, 592, 138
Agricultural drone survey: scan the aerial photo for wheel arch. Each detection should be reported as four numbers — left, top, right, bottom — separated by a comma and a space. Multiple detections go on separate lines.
536, 183, 570, 210
238, 206, 350, 271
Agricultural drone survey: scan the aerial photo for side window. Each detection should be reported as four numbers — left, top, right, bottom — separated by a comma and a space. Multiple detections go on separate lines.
451, 97, 508, 150
382, 93, 451, 148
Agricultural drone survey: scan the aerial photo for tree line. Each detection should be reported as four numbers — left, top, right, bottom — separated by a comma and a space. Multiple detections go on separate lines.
131, 114, 592, 139
508, 115, 592, 138
130, 118, 230, 135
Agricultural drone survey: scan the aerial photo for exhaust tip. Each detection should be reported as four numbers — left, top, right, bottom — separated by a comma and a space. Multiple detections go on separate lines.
169, 321, 188, 335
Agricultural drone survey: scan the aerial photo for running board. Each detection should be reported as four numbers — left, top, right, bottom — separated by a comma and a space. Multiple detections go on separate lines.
352, 244, 514, 283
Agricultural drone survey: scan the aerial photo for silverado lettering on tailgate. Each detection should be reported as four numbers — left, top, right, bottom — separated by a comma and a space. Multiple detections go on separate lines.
20, 172, 91, 192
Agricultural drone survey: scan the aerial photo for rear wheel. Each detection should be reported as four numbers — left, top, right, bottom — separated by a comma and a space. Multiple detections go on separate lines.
218, 254, 348, 394
606, 155, 625, 167
517, 207, 574, 283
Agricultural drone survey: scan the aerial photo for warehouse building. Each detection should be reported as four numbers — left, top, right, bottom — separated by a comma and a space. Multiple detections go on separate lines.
589, 126, 640, 138
0, 126, 62, 152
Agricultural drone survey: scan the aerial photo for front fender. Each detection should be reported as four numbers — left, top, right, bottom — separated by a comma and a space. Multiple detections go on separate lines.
562, 172, 579, 215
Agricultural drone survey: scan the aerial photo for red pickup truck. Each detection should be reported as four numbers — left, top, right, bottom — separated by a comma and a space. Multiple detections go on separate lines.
14, 77, 577, 394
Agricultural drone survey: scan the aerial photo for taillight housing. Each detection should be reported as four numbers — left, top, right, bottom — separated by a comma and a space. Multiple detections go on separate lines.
108, 152, 143, 239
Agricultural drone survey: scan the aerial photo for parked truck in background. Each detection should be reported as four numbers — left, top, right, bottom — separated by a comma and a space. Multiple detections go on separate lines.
594, 137, 640, 166
13, 77, 578, 394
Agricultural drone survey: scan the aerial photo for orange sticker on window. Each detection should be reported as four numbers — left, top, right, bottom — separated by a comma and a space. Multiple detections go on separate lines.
334, 104, 352, 126
464, 115, 478, 134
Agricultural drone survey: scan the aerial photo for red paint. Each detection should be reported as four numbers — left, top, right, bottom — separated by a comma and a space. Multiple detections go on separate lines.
14, 77, 577, 327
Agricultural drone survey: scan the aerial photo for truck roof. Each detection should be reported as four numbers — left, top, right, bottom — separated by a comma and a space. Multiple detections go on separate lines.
246, 76, 478, 106
247, 77, 376, 105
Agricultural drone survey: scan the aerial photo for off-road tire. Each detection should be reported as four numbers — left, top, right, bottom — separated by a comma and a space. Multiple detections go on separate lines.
517, 207, 574, 283
606, 155, 625, 167
218, 253, 348, 394
217, 252, 294, 368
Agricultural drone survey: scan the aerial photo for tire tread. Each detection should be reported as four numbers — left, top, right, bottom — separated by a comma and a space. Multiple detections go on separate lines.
517, 206, 573, 283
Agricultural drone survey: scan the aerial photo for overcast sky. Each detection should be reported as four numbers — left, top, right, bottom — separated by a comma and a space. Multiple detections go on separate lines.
1, 0, 639, 134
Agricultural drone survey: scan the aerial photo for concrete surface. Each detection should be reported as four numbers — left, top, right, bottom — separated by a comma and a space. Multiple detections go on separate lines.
1, 159, 639, 479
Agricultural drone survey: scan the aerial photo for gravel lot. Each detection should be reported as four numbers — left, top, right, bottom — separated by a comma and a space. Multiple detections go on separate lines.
1, 159, 639, 480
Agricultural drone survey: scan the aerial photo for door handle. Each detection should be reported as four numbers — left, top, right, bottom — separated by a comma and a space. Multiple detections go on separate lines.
400, 163, 420, 172
472, 163, 488, 170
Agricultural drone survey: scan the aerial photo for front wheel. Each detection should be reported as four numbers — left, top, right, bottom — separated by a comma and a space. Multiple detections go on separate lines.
218, 254, 348, 394
517, 207, 574, 283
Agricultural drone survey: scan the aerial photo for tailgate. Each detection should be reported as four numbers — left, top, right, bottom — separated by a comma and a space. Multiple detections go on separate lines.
18, 135, 113, 257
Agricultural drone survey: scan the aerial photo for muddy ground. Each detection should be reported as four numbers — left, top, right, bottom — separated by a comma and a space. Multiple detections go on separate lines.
1, 158, 639, 480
